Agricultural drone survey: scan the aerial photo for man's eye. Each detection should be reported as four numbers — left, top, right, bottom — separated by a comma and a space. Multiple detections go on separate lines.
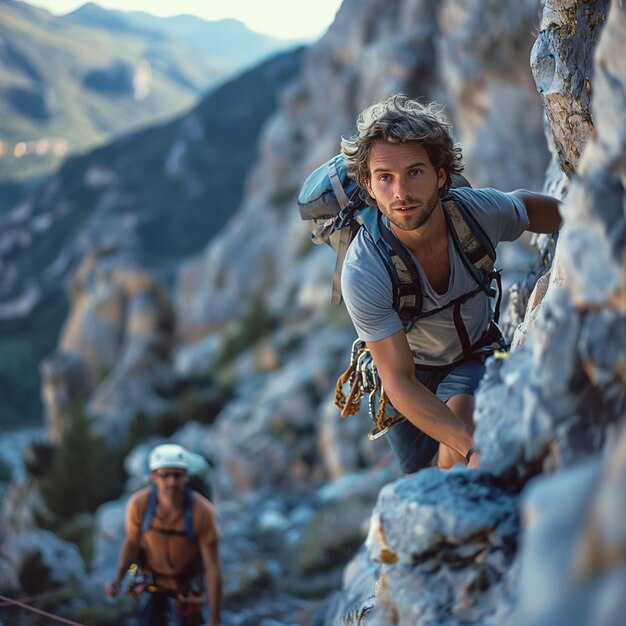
409, 169, 423, 177
378, 174, 391, 182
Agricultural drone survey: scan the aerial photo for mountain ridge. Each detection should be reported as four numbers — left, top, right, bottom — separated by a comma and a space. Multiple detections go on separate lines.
0, 0, 296, 182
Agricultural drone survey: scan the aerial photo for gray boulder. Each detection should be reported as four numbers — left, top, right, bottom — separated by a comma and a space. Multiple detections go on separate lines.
0, 529, 85, 595
512, 422, 626, 626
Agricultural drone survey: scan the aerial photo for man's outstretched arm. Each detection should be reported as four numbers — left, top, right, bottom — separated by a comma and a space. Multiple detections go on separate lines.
367, 331, 476, 464
200, 539, 222, 626
511, 189, 562, 233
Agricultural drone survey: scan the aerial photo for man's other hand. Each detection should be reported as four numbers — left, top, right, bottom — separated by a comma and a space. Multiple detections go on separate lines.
104, 579, 121, 598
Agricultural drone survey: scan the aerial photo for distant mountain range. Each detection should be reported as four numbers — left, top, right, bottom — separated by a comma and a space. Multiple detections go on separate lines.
0, 0, 298, 184
67, 2, 291, 67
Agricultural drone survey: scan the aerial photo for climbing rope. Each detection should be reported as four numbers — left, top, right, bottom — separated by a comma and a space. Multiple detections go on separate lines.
334, 338, 406, 439
0, 592, 86, 626
0, 581, 83, 609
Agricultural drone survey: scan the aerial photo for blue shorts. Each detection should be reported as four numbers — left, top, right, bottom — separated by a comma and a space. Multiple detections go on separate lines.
139, 591, 203, 626
384, 355, 487, 474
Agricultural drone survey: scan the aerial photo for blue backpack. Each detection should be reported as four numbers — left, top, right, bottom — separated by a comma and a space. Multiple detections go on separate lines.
298, 154, 504, 359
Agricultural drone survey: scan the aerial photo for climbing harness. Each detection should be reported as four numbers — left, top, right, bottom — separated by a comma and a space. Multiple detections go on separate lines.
126, 563, 205, 619
334, 338, 406, 440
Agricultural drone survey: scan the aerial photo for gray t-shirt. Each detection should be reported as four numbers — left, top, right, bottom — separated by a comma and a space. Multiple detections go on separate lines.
341, 187, 529, 366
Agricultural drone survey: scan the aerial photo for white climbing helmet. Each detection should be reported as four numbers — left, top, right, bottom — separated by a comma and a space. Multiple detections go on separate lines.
148, 444, 189, 471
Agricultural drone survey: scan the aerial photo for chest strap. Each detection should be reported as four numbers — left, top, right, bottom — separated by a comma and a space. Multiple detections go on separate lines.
141, 485, 198, 544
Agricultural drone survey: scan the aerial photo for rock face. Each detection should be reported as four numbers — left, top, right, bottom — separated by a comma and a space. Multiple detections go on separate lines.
41, 250, 176, 444
531, 0, 610, 178
476, 0, 625, 478
512, 427, 626, 626
439, 0, 549, 191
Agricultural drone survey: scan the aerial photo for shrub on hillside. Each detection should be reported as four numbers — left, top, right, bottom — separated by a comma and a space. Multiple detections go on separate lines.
41, 404, 124, 522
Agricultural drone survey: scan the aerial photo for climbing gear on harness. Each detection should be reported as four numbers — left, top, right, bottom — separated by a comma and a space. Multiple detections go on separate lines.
334, 338, 406, 440
126, 563, 205, 619
127, 563, 158, 597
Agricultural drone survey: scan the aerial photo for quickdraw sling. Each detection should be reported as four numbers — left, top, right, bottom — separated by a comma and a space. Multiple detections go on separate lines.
334, 338, 405, 440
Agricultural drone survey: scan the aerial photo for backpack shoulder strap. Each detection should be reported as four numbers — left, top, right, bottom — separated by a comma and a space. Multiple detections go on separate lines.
330, 226, 354, 305
442, 192, 496, 284
328, 160, 351, 210
183, 488, 198, 544
327, 159, 358, 305
376, 215, 423, 322
443, 191, 505, 326
139, 484, 198, 544
141, 484, 158, 535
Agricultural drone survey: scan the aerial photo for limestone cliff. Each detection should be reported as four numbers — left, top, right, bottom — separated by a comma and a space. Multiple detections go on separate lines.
319, 1, 626, 624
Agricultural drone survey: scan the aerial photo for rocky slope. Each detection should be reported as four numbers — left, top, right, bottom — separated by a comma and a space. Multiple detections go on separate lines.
1, 0, 624, 625
0, 47, 303, 428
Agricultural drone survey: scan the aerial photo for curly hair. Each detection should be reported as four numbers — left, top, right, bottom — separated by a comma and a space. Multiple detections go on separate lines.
341, 94, 464, 201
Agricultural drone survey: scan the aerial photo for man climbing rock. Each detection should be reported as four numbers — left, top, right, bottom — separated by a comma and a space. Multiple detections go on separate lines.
105, 444, 222, 626
339, 93, 561, 473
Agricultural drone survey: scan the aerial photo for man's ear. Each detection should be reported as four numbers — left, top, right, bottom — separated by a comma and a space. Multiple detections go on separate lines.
437, 168, 447, 190
365, 178, 375, 200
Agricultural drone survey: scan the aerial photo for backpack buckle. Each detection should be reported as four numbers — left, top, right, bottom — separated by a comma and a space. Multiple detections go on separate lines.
333, 202, 355, 229
310, 219, 335, 244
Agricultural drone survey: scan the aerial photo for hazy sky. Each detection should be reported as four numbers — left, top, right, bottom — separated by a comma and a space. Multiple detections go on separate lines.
25, 0, 345, 40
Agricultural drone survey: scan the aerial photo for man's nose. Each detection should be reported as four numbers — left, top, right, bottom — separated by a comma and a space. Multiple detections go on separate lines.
393, 179, 410, 199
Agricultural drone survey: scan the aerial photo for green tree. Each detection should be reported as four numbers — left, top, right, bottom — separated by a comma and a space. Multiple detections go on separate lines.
41, 403, 124, 521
